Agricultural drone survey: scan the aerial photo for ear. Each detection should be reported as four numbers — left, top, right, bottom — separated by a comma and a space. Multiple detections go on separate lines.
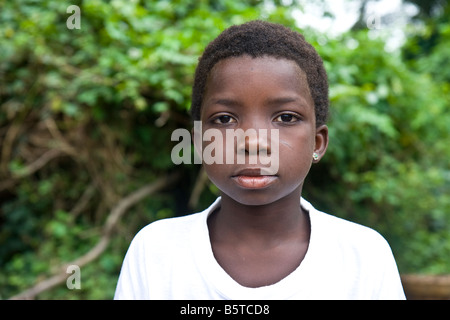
313, 124, 329, 163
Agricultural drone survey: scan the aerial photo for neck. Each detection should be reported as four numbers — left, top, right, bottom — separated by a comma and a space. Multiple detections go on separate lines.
208, 187, 309, 248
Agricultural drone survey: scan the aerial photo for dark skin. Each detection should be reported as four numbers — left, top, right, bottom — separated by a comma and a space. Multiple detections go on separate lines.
195, 55, 329, 288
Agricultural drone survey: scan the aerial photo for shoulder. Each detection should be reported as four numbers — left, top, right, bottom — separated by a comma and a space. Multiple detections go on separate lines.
137, 196, 220, 235
121, 198, 220, 265
114, 210, 208, 300
319, 210, 386, 244
132, 211, 204, 247
303, 198, 392, 256
129, 197, 221, 249
303, 199, 406, 298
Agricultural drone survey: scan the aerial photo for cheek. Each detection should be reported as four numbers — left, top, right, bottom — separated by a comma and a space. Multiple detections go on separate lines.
200, 128, 228, 164
278, 132, 314, 170
202, 162, 234, 196
200, 131, 230, 169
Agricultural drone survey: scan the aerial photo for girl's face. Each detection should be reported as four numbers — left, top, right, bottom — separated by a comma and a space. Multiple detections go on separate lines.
198, 55, 328, 206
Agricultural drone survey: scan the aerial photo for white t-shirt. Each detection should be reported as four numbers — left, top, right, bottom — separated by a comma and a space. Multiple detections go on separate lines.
114, 197, 405, 299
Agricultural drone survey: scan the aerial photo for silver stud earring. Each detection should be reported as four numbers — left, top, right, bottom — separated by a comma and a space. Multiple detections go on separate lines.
312, 152, 319, 161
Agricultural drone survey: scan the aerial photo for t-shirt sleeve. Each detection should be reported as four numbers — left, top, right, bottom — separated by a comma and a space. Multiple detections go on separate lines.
114, 230, 150, 300
369, 235, 406, 300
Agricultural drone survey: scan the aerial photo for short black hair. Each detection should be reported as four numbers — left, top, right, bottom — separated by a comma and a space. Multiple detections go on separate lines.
190, 20, 329, 126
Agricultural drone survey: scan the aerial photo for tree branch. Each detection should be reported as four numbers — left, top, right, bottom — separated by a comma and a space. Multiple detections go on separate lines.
9, 172, 180, 300
0, 148, 65, 192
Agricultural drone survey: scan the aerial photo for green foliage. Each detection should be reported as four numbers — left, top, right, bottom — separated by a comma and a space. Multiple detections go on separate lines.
1, 0, 449, 299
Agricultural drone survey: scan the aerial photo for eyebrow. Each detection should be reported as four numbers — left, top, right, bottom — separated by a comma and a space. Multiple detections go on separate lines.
210, 98, 240, 107
265, 96, 312, 111
265, 96, 300, 105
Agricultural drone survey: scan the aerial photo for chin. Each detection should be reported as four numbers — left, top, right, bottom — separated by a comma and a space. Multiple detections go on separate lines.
221, 188, 285, 207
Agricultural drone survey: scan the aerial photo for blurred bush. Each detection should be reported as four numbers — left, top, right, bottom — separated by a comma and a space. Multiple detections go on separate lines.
0, 0, 449, 299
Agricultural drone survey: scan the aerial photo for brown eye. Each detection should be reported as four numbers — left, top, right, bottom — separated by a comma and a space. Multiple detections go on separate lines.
213, 115, 236, 124
274, 113, 298, 123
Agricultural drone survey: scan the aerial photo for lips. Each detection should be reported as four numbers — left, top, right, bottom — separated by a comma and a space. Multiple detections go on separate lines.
231, 168, 278, 189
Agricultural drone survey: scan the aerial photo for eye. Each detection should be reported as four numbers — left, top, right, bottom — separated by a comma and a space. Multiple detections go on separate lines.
273, 113, 299, 123
212, 115, 236, 124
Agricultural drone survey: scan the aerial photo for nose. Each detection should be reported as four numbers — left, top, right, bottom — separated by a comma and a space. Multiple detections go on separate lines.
237, 130, 271, 156
235, 120, 272, 156
225, 118, 279, 171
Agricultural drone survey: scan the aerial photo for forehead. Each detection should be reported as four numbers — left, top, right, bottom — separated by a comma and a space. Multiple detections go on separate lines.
204, 55, 312, 105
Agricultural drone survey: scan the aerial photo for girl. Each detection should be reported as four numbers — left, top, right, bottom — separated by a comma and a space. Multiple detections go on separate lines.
115, 20, 405, 300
